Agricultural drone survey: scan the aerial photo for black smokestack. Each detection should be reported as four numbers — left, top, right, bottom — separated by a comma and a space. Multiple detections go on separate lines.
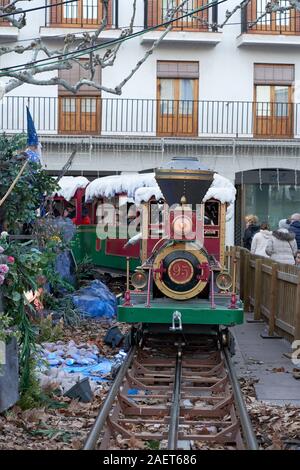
155, 157, 214, 207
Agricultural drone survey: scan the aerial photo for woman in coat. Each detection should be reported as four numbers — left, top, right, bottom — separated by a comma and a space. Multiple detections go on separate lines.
265, 228, 297, 265
243, 215, 260, 251
251, 223, 272, 257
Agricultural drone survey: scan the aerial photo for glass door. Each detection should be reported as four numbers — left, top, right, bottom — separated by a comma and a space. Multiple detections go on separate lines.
157, 78, 198, 136
254, 85, 293, 138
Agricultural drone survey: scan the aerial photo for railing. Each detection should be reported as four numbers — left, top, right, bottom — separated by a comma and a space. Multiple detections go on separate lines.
0, 0, 10, 25
241, 0, 300, 35
145, 0, 218, 31
227, 246, 300, 342
0, 96, 300, 138
45, 0, 116, 28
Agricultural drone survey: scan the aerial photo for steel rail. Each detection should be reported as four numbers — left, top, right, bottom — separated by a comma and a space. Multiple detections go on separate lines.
167, 346, 182, 450
223, 347, 258, 450
83, 346, 136, 450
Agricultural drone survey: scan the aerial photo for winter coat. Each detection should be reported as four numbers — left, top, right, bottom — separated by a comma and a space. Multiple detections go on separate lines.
243, 224, 260, 250
289, 221, 300, 249
265, 230, 297, 265
251, 230, 272, 257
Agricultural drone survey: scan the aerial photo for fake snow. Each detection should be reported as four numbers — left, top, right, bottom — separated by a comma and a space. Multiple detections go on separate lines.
85, 173, 157, 202
134, 186, 163, 205
203, 173, 236, 222
203, 173, 236, 205
53, 176, 90, 201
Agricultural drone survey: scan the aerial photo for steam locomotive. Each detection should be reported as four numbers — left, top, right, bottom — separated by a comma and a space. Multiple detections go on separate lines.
118, 157, 243, 342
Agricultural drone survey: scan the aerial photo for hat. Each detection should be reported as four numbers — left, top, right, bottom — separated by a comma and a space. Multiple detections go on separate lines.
278, 219, 290, 230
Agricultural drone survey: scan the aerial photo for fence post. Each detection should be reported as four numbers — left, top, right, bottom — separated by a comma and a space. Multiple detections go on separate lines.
239, 248, 244, 299
293, 272, 300, 341
253, 258, 262, 321
231, 246, 237, 277
268, 263, 278, 336
243, 251, 250, 312
260, 262, 282, 339
224, 246, 229, 271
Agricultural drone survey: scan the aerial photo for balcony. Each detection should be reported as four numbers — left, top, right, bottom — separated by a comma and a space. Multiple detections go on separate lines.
41, 0, 117, 39
0, 0, 19, 39
1, 96, 300, 140
238, 0, 300, 47
142, 0, 221, 45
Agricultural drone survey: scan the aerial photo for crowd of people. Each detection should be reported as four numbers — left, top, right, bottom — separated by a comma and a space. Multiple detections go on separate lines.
243, 213, 300, 265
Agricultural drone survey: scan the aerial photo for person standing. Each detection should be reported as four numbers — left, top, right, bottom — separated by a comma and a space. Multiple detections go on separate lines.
295, 250, 300, 267
243, 215, 260, 251
265, 228, 297, 265
251, 223, 272, 257
289, 213, 300, 249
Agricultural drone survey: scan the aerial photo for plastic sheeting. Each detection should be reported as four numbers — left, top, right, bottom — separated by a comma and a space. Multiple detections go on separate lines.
72, 280, 117, 319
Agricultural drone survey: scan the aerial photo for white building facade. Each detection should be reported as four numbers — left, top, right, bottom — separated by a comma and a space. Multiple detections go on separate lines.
1, 0, 300, 243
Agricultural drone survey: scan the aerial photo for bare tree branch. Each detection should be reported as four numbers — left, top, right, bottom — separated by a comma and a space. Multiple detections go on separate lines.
0, 0, 298, 97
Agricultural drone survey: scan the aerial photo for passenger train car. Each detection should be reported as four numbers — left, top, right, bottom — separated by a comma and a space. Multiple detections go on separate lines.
52, 169, 235, 283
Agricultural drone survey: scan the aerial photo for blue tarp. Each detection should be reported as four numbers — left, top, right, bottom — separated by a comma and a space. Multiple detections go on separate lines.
72, 280, 117, 319
63, 358, 113, 382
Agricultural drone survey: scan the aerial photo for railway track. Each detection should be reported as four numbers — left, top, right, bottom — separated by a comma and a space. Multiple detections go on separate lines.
83, 333, 258, 451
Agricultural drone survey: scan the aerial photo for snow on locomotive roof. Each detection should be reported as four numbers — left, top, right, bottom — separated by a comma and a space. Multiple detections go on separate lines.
203, 174, 236, 205
85, 173, 157, 202
53, 176, 90, 202
134, 186, 163, 205
134, 173, 236, 205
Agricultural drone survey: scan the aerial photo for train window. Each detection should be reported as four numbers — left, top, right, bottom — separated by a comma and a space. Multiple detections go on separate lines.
149, 201, 165, 237
204, 201, 219, 226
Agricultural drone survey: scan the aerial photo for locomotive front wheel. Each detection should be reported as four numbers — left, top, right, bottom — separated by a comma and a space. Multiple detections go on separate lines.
220, 329, 235, 356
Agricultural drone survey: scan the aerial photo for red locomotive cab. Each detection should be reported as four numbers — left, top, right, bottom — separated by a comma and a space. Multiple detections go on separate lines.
203, 199, 226, 267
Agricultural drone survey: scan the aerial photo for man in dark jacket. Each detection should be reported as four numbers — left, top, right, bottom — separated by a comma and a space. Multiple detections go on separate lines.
289, 213, 300, 249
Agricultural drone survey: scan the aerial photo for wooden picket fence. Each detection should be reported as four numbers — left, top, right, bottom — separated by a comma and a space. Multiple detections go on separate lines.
225, 246, 300, 342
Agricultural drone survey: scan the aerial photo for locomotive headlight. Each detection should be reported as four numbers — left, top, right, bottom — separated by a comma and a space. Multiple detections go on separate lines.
173, 215, 193, 237
216, 272, 233, 291
131, 270, 147, 290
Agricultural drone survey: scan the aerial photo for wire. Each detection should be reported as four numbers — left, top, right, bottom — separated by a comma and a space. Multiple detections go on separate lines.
0, 0, 78, 18
0, 0, 228, 76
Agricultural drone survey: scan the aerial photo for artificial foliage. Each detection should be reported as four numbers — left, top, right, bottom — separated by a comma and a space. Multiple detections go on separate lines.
1, 232, 74, 397
0, 133, 58, 232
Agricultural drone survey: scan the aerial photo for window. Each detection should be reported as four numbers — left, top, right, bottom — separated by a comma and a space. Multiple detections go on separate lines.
157, 61, 199, 136
254, 64, 294, 138
58, 61, 101, 134
147, 0, 209, 31
0, 0, 11, 25
247, 0, 300, 34
50, 0, 112, 27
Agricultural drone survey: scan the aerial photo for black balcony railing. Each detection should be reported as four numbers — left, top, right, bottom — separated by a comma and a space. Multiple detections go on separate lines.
45, 0, 116, 28
145, 0, 218, 32
0, 96, 299, 139
241, 0, 300, 35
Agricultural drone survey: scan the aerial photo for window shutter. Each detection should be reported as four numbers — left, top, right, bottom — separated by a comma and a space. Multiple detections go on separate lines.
157, 61, 199, 78
58, 61, 101, 96
254, 64, 295, 85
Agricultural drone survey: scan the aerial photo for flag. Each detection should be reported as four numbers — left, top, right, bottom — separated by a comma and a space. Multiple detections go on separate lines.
26, 106, 41, 164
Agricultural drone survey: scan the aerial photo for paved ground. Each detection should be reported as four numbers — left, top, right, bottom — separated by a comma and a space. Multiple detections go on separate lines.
233, 313, 300, 406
